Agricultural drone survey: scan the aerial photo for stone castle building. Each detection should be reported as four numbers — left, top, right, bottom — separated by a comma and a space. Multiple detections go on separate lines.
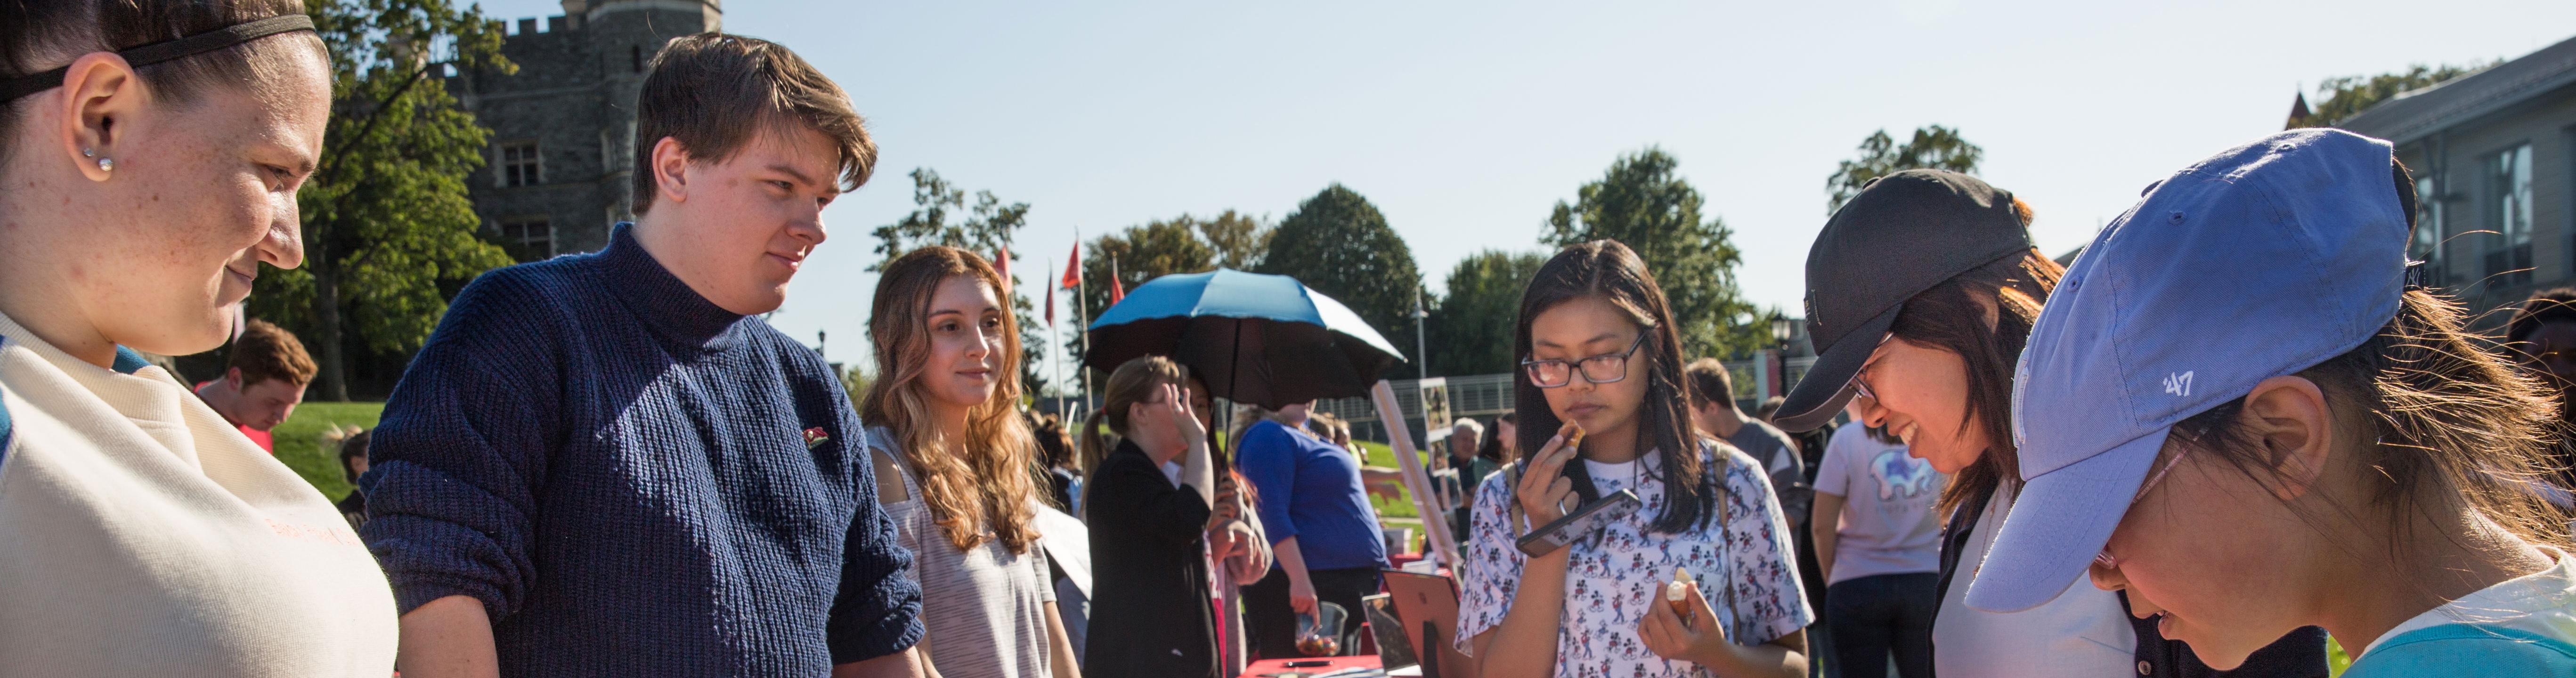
448, 0, 722, 261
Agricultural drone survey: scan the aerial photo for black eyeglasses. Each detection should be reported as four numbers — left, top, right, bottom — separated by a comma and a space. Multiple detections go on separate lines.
1522, 333, 1649, 388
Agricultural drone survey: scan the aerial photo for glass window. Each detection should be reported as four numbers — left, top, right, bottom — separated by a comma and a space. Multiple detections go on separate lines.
2413, 174, 2442, 285
501, 218, 553, 260
2487, 144, 2534, 287
499, 141, 541, 187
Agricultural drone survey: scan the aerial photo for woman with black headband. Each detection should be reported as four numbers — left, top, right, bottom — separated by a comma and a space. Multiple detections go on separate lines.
0, 2, 396, 675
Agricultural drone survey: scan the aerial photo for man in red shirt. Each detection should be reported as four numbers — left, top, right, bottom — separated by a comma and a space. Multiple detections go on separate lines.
191, 319, 314, 453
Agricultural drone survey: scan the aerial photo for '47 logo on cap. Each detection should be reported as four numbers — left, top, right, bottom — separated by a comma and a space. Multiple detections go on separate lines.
2162, 371, 2194, 397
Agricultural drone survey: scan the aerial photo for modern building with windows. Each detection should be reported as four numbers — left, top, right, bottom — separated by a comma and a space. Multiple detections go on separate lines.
2339, 33, 2576, 323
444, 0, 721, 261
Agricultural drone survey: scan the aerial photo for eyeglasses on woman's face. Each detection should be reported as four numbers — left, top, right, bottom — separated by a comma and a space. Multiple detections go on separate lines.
1522, 332, 1648, 388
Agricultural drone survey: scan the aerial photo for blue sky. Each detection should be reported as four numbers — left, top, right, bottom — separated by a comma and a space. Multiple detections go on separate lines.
479, 0, 2574, 386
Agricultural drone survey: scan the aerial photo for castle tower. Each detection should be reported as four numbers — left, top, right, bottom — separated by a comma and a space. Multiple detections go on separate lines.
448, 0, 722, 259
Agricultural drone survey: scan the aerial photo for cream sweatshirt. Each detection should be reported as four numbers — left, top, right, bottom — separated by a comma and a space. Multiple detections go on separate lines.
0, 313, 397, 677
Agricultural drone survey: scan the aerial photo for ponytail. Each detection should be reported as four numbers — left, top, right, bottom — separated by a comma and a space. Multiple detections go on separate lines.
1081, 408, 1113, 478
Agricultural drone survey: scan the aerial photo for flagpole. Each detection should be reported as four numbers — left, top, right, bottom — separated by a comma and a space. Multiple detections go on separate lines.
1048, 262, 1066, 420
1074, 229, 1093, 416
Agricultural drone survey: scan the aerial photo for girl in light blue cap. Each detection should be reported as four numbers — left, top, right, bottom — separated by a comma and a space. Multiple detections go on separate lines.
1981, 129, 2576, 677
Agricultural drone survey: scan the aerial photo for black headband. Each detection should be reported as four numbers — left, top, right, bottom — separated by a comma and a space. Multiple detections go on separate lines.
0, 13, 316, 104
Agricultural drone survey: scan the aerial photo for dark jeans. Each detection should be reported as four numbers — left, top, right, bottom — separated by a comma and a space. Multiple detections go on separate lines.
1825, 572, 1937, 678
1244, 565, 1381, 659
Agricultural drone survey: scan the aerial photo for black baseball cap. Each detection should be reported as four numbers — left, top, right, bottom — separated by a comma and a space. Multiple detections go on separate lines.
1773, 170, 2034, 432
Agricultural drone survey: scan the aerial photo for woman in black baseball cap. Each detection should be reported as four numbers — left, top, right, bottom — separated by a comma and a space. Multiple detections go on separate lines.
1776, 170, 2326, 678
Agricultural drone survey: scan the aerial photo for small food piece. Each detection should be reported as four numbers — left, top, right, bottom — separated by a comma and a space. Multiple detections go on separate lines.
1297, 635, 1341, 656
1666, 566, 1696, 626
1563, 423, 1587, 452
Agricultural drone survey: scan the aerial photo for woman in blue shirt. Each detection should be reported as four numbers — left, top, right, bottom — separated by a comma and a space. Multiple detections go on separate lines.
1237, 403, 1387, 659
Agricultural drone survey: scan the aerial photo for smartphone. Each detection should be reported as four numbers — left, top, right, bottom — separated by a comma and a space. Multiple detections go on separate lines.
1515, 488, 1641, 557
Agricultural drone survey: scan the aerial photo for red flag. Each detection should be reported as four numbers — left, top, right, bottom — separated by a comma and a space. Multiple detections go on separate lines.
1044, 263, 1057, 327
1109, 257, 1126, 305
1061, 241, 1082, 290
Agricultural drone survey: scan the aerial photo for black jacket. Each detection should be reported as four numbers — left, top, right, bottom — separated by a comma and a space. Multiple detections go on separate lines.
1932, 486, 2328, 678
1083, 442, 1218, 678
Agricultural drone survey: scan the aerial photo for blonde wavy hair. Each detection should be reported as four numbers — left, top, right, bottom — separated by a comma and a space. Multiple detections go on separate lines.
860, 246, 1040, 554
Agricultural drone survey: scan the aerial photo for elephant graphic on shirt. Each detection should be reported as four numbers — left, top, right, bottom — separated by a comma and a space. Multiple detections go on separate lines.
1872, 449, 1935, 501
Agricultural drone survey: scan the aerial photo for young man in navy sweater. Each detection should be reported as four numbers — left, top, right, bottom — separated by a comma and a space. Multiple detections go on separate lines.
362, 34, 930, 678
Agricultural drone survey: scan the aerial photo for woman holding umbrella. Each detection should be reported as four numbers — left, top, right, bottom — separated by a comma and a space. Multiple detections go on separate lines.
1081, 268, 1413, 662
1081, 355, 1230, 677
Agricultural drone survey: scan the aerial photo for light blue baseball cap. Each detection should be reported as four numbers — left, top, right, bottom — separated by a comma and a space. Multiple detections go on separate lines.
1964, 129, 2410, 613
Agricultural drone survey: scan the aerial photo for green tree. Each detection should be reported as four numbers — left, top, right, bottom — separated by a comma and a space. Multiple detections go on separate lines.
249, 0, 518, 401
1824, 125, 1983, 213
1545, 148, 1762, 360
870, 168, 1048, 396
1196, 210, 1275, 270
2309, 62, 2494, 128
1427, 250, 1546, 377
1254, 185, 1425, 359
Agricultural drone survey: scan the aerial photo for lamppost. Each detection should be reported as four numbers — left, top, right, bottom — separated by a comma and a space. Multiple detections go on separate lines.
1768, 313, 1793, 400
1414, 287, 1429, 381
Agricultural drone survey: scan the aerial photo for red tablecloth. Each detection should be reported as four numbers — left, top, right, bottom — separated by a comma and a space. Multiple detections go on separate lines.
1246, 654, 1381, 676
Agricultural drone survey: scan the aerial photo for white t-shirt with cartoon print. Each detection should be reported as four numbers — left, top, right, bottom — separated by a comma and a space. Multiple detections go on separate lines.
1455, 439, 1812, 678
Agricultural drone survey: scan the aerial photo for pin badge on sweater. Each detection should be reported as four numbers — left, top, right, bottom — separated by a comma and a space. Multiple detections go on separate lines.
803, 427, 831, 449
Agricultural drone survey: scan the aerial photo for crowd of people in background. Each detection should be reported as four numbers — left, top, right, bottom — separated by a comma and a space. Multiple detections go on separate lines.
3, 2, 2573, 678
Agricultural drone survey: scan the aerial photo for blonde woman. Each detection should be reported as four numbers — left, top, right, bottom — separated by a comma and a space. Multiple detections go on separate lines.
861, 246, 1079, 678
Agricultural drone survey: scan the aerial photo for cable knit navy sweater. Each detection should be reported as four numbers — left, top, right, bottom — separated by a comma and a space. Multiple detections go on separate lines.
361, 224, 922, 676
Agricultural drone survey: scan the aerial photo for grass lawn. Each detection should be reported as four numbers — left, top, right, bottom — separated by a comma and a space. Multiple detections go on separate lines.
1354, 439, 1425, 521
271, 401, 386, 500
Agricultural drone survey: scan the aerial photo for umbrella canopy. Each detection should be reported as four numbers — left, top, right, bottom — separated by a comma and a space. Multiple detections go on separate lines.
1084, 268, 1406, 410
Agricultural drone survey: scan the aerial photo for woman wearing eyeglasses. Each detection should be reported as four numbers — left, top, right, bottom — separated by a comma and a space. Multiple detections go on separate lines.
1765, 170, 2325, 678
1456, 240, 1811, 678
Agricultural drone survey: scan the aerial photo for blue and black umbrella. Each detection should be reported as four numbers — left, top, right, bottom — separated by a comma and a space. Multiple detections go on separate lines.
1083, 268, 1406, 410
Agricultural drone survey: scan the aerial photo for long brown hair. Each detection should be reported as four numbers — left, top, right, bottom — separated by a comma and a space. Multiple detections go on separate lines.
1080, 355, 1191, 478
1892, 245, 2064, 517
2171, 290, 2576, 557
860, 246, 1040, 554
1513, 240, 1715, 533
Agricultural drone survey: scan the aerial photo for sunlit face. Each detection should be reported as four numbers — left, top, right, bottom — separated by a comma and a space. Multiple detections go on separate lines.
1450, 424, 1480, 458
1528, 296, 1650, 448
2088, 441, 2317, 670
653, 124, 840, 315
229, 372, 308, 431
921, 274, 1007, 412
1852, 337, 1986, 473
60, 47, 328, 356
1493, 419, 1518, 454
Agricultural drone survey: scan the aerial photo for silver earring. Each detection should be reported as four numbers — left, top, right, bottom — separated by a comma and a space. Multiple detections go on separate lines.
81, 148, 95, 158
97, 157, 113, 172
